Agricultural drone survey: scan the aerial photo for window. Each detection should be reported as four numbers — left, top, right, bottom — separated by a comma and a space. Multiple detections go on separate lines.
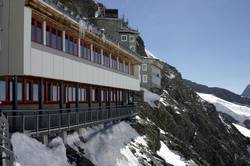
46, 81, 59, 102
142, 64, 147, 71
121, 35, 127, 42
65, 85, 76, 103
111, 56, 117, 69
110, 91, 113, 102
91, 89, 98, 102
65, 33, 78, 56
8, 80, 13, 102
80, 41, 91, 61
46, 24, 62, 50
0, 80, 6, 101
79, 87, 87, 102
119, 60, 124, 72
33, 81, 39, 101
103, 51, 110, 67
129, 35, 135, 43
31, 17, 43, 44
17, 81, 23, 101
125, 63, 129, 74
26, 81, 32, 101
142, 75, 148, 83
93, 47, 101, 64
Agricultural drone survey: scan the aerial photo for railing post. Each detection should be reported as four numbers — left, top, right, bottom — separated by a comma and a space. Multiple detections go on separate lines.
22, 115, 25, 132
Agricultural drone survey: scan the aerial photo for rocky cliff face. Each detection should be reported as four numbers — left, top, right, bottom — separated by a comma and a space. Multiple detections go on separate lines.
135, 62, 250, 166
242, 85, 250, 98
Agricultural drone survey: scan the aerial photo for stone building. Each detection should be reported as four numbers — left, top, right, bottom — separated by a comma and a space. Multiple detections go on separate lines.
90, 8, 139, 54
140, 50, 163, 92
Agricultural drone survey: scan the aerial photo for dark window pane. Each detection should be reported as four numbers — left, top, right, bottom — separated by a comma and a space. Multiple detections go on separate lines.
57, 31, 62, 50
37, 21, 43, 44
52, 28, 57, 49
46, 26, 50, 46
17, 81, 22, 101
47, 83, 51, 101
69, 36, 74, 55
65, 35, 69, 53
31, 18, 35, 42
52, 85, 57, 101
33, 82, 38, 101
26, 81, 32, 101
9, 80, 13, 101
0, 80, 6, 101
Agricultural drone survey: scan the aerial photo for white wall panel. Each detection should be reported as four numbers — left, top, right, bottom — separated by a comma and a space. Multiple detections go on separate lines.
26, 46, 140, 91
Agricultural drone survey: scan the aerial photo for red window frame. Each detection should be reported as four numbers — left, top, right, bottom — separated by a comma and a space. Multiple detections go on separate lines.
44, 80, 60, 104
46, 22, 63, 51
65, 33, 78, 56
32, 16, 43, 44
79, 85, 88, 103
64, 83, 76, 104
23, 79, 39, 104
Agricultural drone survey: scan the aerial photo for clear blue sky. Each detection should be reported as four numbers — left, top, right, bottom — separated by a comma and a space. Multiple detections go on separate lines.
98, 0, 250, 94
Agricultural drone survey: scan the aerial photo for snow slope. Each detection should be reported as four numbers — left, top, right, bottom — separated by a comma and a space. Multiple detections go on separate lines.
233, 123, 250, 138
141, 88, 160, 108
11, 133, 71, 166
198, 93, 250, 125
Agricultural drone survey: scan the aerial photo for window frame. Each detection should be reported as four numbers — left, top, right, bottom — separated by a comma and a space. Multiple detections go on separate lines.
121, 35, 127, 42
31, 16, 43, 44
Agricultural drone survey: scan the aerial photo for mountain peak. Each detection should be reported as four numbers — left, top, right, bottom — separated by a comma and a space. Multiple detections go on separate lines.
242, 85, 250, 97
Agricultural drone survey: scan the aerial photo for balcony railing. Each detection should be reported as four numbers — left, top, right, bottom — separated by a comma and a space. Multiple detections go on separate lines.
2, 105, 137, 136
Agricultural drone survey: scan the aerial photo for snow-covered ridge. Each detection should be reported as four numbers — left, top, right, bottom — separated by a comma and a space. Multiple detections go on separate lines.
197, 93, 250, 125
145, 49, 158, 59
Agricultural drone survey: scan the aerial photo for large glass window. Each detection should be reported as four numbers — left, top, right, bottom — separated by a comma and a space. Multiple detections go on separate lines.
26, 81, 32, 101
111, 56, 117, 69
0, 80, 6, 101
79, 87, 87, 102
33, 81, 39, 101
46, 81, 59, 102
52, 28, 57, 49
17, 81, 22, 101
46, 25, 51, 46
8, 80, 13, 102
125, 63, 129, 74
31, 17, 43, 44
119, 60, 124, 72
65, 85, 76, 102
93, 47, 101, 64
103, 52, 110, 67
57, 30, 62, 50
80, 41, 91, 60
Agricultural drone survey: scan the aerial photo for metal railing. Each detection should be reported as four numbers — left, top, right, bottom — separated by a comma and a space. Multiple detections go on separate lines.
2, 105, 137, 136
0, 113, 14, 166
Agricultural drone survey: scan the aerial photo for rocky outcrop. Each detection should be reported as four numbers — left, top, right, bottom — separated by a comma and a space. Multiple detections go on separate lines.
242, 85, 250, 98
135, 62, 250, 166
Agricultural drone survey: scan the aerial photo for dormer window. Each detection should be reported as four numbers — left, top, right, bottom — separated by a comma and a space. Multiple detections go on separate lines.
129, 35, 135, 43
121, 35, 127, 42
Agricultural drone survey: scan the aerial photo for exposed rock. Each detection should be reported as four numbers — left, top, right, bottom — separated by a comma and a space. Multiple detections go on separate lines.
242, 85, 250, 98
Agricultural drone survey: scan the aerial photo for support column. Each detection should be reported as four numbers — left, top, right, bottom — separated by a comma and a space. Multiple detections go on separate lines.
90, 44, 93, 62
43, 21, 46, 46
59, 81, 64, 109
12, 76, 17, 110
78, 38, 81, 57
62, 31, 66, 52
43, 135, 48, 145
101, 49, 104, 65
128, 62, 131, 75
109, 53, 112, 68
88, 85, 91, 109
39, 78, 44, 110
76, 83, 79, 109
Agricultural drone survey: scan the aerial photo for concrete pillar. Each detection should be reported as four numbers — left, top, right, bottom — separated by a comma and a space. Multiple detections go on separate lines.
78, 38, 81, 57
109, 53, 112, 68
128, 62, 131, 75
12, 76, 17, 110
61, 131, 68, 144
90, 44, 93, 62
43, 135, 48, 145
43, 21, 46, 46
39, 78, 44, 110
62, 31, 65, 52
101, 49, 104, 65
